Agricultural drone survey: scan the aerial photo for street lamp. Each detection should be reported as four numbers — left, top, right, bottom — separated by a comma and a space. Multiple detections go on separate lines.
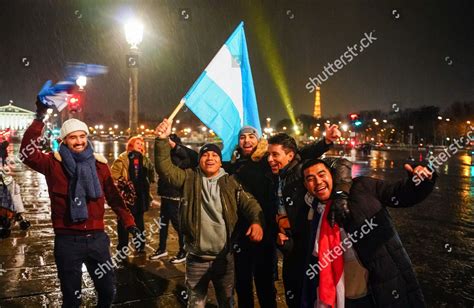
125, 20, 144, 50
266, 117, 271, 128
125, 18, 143, 136
76, 75, 87, 90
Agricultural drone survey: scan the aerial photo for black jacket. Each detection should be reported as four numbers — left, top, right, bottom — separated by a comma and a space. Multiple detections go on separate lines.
157, 143, 198, 198
302, 174, 436, 308
224, 148, 277, 244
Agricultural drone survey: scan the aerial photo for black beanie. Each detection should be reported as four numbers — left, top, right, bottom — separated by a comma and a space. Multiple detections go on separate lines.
199, 143, 222, 161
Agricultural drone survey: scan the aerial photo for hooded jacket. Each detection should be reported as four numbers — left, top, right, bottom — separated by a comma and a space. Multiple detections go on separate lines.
154, 138, 264, 259
20, 120, 135, 233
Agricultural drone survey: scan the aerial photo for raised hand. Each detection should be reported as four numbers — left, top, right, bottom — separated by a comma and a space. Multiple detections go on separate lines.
404, 164, 433, 182
154, 118, 173, 139
324, 123, 341, 144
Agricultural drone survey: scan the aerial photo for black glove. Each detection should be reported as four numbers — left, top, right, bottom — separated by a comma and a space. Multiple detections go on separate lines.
328, 191, 350, 227
127, 226, 140, 237
35, 98, 49, 120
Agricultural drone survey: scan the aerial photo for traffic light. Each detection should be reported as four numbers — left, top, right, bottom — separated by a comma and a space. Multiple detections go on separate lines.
67, 93, 82, 113
349, 113, 362, 127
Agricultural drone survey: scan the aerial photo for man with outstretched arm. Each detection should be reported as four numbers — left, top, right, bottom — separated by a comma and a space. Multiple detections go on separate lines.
300, 158, 436, 307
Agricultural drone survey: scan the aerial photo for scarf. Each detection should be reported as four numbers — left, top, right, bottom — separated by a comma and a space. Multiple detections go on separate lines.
128, 151, 144, 194
316, 200, 345, 308
59, 141, 102, 223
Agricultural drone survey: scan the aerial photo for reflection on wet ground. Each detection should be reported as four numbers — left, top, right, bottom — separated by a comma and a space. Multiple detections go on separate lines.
0, 141, 472, 307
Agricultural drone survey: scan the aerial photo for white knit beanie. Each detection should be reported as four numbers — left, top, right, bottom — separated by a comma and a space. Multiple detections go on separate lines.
60, 119, 89, 139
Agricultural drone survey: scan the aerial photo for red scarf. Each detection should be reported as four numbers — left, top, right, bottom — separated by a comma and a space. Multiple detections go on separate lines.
318, 200, 344, 307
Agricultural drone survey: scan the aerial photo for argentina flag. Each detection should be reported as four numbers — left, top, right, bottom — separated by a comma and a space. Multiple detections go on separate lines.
183, 21, 261, 161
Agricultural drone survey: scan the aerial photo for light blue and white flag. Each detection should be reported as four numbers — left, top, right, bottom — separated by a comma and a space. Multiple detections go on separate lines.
183, 21, 261, 161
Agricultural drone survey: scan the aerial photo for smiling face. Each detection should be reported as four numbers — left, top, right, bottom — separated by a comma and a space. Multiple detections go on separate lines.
199, 151, 222, 177
267, 144, 295, 174
238, 133, 258, 157
303, 163, 333, 202
63, 131, 88, 153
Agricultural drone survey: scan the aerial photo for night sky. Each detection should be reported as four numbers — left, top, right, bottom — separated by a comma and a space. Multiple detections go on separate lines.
0, 0, 472, 123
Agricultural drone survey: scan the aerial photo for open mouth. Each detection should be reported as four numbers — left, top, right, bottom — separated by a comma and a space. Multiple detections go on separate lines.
315, 185, 328, 195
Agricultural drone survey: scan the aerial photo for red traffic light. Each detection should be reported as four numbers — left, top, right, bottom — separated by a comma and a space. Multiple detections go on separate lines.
349, 113, 359, 120
67, 94, 82, 112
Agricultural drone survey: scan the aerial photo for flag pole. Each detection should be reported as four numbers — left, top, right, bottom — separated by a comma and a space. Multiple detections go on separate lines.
168, 98, 186, 122
156, 98, 185, 136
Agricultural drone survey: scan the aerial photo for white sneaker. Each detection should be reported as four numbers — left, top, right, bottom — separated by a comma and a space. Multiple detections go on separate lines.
149, 249, 168, 260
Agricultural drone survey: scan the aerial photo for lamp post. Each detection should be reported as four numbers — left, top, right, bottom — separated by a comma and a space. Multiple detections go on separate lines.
125, 19, 143, 136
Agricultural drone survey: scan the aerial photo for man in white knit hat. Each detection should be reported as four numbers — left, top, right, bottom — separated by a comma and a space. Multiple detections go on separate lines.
20, 87, 139, 308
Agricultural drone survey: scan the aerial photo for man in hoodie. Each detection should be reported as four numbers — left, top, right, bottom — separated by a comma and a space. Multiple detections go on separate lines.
154, 119, 264, 307
20, 91, 138, 308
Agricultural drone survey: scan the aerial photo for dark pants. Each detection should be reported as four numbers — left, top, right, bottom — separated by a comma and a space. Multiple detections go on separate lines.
117, 203, 145, 251
186, 253, 235, 308
158, 198, 184, 253
54, 232, 116, 308
234, 237, 277, 308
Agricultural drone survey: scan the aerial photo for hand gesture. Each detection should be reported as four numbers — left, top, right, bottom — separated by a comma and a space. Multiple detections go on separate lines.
404, 164, 433, 182
324, 124, 341, 144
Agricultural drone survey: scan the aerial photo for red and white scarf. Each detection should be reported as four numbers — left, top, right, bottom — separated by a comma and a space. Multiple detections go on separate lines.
314, 200, 345, 308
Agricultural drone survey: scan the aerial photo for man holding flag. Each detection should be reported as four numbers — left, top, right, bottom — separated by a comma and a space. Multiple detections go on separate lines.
154, 118, 264, 307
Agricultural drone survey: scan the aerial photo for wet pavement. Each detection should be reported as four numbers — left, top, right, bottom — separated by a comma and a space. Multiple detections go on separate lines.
0, 140, 472, 307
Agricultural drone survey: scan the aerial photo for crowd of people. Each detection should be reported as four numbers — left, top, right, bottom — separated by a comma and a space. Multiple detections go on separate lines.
9, 86, 437, 308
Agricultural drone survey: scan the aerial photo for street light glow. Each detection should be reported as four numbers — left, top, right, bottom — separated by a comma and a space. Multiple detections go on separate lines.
76, 75, 87, 89
124, 19, 144, 49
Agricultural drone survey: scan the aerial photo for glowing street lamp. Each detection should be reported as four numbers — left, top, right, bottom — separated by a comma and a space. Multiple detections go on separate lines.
124, 19, 144, 50
125, 18, 143, 135
76, 75, 87, 90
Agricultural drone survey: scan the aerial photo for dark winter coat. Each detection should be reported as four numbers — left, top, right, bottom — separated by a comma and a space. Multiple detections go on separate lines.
302, 174, 436, 308
223, 139, 277, 243
347, 175, 434, 307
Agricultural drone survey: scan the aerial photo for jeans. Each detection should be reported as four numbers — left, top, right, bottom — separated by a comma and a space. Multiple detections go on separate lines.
54, 232, 116, 308
158, 198, 184, 253
185, 253, 235, 308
